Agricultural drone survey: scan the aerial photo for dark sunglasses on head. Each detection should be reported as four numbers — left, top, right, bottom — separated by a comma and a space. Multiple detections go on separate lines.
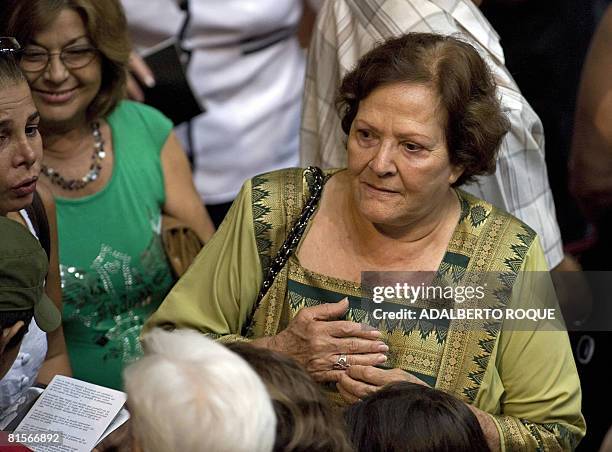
0, 37, 21, 55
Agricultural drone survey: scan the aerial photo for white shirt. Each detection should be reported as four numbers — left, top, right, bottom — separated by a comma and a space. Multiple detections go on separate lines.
300, 0, 563, 268
122, 0, 307, 204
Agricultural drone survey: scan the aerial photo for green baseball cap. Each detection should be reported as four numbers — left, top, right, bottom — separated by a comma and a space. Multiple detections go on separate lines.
0, 216, 61, 332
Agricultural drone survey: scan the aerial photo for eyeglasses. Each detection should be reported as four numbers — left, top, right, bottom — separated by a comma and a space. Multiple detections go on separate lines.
19, 44, 98, 73
0, 37, 21, 55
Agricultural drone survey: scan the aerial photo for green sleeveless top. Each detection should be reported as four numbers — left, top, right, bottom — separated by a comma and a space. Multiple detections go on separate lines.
57, 101, 174, 390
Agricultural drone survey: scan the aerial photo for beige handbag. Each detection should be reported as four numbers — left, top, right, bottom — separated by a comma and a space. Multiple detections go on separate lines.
161, 214, 204, 278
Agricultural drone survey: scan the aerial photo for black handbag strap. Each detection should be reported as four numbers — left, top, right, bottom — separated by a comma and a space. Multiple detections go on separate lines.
257, 166, 325, 301
243, 166, 325, 335
25, 191, 51, 261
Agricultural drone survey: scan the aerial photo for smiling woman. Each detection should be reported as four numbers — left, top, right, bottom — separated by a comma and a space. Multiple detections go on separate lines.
2, 0, 215, 390
20, 7, 103, 133
3, 1, 127, 129
147, 33, 585, 451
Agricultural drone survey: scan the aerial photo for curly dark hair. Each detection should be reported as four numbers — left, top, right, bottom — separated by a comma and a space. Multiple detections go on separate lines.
337, 32, 510, 186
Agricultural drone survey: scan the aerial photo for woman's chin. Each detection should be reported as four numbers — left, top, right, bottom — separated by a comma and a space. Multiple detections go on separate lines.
38, 109, 86, 133
0, 196, 34, 215
38, 108, 76, 124
359, 206, 403, 228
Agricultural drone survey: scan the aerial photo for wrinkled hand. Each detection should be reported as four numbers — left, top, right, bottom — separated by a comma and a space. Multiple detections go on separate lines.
336, 365, 429, 404
264, 298, 388, 383
126, 52, 155, 102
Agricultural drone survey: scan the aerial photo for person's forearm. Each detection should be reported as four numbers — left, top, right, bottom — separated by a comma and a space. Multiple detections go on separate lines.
251, 332, 295, 356
250, 335, 278, 351
195, 204, 216, 243
569, 6, 612, 218
37, 327, 72, 384
550, 254, 593, 326
37, 354, 72, 384
468, 404, 501, 452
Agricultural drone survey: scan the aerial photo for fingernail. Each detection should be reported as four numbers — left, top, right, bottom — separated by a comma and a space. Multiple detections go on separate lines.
370, 330, 382, 338
144, 75, 155, 88
378, 344, 389, 352
377, 355, 387, 364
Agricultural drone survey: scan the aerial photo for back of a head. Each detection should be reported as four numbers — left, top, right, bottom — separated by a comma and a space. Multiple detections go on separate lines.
124, 329, 276, 452
345, 382, 490, 452
228, 342, 352, 452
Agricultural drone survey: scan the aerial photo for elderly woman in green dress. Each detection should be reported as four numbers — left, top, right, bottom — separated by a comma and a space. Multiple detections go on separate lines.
147, 33, 585, 450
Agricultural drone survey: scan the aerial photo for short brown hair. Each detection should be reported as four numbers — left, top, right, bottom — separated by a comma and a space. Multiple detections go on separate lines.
0, 54, 26, 89
2, 0, 130, 120
337, 33, 510, 186
227, 343, 353, 452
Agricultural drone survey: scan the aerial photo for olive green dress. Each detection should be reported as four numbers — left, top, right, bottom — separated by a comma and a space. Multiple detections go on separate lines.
146, 168, 585, 451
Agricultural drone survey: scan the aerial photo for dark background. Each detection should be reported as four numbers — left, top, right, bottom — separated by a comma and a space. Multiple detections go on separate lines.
481, 1, 611, 449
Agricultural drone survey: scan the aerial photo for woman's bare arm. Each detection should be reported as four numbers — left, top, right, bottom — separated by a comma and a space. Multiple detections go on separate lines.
36, 183, 72, 383
570, 6, 612, 218
161, 132, 215, 243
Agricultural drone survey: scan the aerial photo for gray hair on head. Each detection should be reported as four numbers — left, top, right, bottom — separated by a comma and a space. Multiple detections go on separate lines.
124, 329, 277, 452
0, 38, 26, 89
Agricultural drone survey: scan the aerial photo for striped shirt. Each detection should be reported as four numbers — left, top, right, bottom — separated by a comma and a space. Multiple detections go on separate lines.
300, 0, 563, 268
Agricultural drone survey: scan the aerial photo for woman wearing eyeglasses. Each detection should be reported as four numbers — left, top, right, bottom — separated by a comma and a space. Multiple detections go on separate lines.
2, 0, 215, 390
